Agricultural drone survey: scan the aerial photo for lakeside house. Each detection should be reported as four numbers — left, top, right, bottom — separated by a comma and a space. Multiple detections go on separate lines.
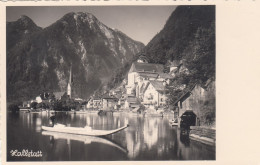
102, 95, 118, 110
142, 80, 168, 108
22, 101, 31, 108
87, 97, 102, 109
124, 95, 139, 110
173, 80, 215, 127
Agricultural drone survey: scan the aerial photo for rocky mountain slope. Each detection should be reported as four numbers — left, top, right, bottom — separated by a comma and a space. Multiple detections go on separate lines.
7, 12, 144, 102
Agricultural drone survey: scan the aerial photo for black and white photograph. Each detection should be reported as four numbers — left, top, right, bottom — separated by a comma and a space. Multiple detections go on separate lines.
5, 5, 216, 161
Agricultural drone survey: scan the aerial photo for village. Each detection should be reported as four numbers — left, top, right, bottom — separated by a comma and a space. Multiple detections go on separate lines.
19, 55, 215, 133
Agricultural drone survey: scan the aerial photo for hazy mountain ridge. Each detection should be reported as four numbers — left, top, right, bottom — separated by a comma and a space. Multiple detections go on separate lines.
7, 12, 144, 102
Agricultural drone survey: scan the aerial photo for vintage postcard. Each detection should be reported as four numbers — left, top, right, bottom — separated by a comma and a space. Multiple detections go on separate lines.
0, 0, 259, 164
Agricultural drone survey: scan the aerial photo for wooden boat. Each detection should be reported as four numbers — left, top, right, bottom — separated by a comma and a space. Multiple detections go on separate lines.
169, 119, 178, 126
41, 131, 127, 153
19, 108, 30, 111
26, 109, 41, 113
41, 124, 129, 136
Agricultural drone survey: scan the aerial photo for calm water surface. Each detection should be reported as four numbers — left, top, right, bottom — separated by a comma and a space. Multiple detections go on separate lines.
7, 111, 215, 161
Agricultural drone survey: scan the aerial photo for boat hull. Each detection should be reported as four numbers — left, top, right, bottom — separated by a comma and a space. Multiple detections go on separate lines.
41, 125, 129, 136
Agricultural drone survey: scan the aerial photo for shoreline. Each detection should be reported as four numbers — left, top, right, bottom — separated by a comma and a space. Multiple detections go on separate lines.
189, 126, 216, 146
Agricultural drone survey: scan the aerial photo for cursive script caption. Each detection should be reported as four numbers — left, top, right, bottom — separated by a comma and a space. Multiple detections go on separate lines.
10, 149, 43, 157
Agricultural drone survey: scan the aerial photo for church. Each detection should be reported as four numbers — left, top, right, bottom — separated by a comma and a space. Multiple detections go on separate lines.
67, 66, 73, 99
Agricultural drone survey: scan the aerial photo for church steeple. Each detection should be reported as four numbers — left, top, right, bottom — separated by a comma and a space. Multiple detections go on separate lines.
67, 65, 72, 98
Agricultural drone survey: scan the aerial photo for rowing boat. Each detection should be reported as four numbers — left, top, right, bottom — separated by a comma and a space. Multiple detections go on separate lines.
41, 124, 129, 136
169, 119, 178, 126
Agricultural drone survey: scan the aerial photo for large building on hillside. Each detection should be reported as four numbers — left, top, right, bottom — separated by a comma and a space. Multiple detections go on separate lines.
126, 57, 173, 109
126, 61, 164, 95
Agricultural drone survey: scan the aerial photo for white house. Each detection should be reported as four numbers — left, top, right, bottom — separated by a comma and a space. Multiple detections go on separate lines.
166, 60, 181, 76
35, 96, 42, 103
126, 61, 164, 96
142, 80, 168, 108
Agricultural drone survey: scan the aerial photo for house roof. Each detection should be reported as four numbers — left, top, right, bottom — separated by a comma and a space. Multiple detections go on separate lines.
140, 82, 150, 94
93, 97, 101, 100
137, 55, 149, 63
126, 97, 138, 103
158, 73, 174, 79
53, 92, 65, 99
181, 110, 197, 118
149, 80, 166, 92
102, 95, 118, 100
173, 84, 197, 105
138, 72, 158, 79
129, 62, 164, 73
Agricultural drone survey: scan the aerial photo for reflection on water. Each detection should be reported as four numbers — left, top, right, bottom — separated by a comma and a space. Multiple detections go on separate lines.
42, 131, 127, 153
7, 112, 215, 161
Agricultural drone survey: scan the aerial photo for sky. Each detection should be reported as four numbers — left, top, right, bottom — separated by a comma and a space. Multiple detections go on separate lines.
6, 6, 176, 45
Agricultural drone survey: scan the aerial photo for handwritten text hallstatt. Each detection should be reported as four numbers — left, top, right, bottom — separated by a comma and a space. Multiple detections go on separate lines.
10, 149, 43, 157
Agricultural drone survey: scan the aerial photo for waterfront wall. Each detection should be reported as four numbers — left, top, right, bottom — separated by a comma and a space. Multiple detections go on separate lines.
189, 126, 216, 146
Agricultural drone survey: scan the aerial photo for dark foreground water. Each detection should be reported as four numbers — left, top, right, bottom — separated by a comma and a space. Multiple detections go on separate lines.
7, 111, 215, 161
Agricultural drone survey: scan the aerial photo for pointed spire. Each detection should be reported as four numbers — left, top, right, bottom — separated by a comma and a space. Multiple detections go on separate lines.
69, 65, 72, 84
67, 64, 72, 99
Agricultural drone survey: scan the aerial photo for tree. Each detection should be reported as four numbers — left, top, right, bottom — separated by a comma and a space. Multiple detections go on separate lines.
8, 104, 19, 112
30, 102, 38, 109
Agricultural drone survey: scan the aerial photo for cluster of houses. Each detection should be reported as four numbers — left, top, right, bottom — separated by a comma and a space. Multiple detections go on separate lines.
21, 92, 82, 108
87, 55, 215, 127
86, 56, 189, 111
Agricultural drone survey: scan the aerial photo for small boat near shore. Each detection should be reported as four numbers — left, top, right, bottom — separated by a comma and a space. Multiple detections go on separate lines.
169, 119, 178, 126
42, 124, 129, 136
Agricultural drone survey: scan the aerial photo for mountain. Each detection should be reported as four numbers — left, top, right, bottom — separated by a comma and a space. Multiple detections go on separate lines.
141, 5, 215, 83
7, 12, 144, 102
7, 15, 42, 50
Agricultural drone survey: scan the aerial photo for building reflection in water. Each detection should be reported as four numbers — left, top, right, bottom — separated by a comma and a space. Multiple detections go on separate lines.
35, 117, 42, 132
143, 118, 159, 149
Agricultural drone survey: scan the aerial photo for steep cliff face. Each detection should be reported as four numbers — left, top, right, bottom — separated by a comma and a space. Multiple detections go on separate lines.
7, 12, 144, 102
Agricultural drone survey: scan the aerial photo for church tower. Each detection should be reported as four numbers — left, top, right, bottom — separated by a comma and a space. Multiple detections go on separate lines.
67, 66, 72, 98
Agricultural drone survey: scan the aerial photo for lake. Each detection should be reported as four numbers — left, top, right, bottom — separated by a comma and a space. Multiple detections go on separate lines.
7, 111, 215, 161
